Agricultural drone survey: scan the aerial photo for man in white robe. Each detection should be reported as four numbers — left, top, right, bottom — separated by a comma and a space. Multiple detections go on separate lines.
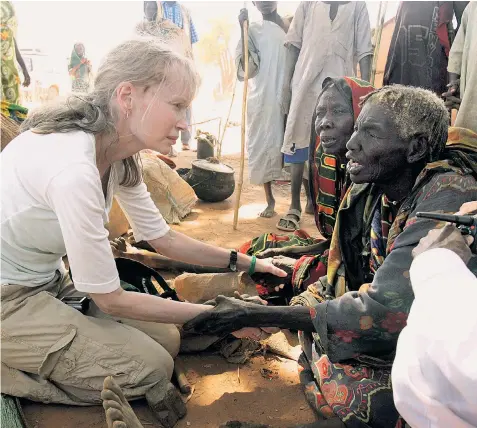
236, 2, 291, 218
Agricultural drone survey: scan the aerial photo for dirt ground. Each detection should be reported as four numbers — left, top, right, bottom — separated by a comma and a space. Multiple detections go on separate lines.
22, 144, 319, 428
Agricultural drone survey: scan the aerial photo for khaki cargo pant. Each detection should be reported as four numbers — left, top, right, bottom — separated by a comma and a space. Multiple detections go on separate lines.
1, 270, 180, 406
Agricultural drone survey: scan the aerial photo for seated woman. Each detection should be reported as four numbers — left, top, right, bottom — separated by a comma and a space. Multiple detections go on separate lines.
0, 39, 285, 428
240, 77, 375, 302
185, 86, 477, 427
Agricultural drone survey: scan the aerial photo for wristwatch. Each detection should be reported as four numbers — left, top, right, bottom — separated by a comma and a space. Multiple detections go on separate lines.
229, 250, 238, 272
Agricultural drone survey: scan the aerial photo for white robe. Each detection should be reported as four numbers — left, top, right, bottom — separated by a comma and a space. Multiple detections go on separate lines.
236, 20, 287, 185
392, 248, 477, 428
281, 2, 372, 155
448, 2, 477, 133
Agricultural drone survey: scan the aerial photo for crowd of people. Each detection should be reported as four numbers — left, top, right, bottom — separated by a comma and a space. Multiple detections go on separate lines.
2, 1, 477, 428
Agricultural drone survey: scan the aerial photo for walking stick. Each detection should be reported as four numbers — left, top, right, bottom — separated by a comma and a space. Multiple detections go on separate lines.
371, 1, 388, 86
233, 4, 249, 230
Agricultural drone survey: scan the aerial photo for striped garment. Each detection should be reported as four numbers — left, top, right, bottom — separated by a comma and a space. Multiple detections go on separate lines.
160, 1, 198, 44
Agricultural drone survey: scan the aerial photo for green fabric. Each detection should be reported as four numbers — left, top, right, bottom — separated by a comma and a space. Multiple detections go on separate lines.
1, 1, 21, 104
68, 44, 88, 80
0, 395, 27, 428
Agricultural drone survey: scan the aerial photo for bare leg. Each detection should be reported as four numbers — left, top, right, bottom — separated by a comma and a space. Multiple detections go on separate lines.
290, 163, 305, 213
259, 182, 276, 218
277, 162, 304, 230
102, 376, 144, 428
303, 178, 314, 215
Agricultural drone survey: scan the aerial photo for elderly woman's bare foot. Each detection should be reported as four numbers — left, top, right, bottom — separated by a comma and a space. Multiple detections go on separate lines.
101, 376, 144, 428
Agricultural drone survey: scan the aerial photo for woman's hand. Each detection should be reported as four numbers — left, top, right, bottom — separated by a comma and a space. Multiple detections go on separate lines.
253, 257, 288, 278
251, 256, 296, 293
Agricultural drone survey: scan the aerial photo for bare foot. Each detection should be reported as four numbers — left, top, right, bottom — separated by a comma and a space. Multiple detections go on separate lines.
101, 376, 144, 428
259, 203, 276, 218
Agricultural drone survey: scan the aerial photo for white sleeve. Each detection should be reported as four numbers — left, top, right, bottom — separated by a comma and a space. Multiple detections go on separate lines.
115, 180, 170, 243
284, 2, 306, 50
392, 249, 477, 428
46, 163, 120, 294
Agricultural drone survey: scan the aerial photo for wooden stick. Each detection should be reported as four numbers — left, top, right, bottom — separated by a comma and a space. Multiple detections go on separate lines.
371, 1, 388, 86
217, 76, 238, 160
233, 14, 249, 230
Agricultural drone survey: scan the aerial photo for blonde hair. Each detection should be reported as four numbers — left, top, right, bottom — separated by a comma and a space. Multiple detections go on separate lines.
22, 38, 200, 186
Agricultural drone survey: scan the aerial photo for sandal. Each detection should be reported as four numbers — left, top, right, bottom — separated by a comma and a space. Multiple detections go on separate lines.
276, 208, 301, 232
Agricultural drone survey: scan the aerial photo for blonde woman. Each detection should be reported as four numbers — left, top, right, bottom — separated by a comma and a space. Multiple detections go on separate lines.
1, 38, 285, 427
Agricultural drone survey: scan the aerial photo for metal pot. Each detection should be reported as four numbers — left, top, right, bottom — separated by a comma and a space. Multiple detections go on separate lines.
186, 159, 235, 203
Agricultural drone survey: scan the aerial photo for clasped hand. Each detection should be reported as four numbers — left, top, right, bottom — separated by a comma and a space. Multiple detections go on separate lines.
183, 294, 278, 339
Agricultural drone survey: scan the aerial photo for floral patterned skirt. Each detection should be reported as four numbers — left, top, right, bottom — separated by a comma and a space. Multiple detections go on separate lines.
294, 291, 407, 428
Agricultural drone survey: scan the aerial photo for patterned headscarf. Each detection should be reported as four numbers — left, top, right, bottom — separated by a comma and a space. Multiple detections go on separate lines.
309, 77, 375, 239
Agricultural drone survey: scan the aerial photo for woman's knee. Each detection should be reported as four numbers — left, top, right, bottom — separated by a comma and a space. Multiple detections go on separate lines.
158, 324, 180, 359
121, 319, 181, 359
138, 339, 175, 385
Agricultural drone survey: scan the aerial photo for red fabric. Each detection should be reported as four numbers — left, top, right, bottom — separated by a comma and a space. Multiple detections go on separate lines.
437, 2, 454, 56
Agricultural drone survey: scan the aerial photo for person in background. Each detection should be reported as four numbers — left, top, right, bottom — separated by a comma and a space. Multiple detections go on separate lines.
444, 2, 477, 133
236, 2, 291, 218
68, 42, 92, 93
160, 1, 199, 152
277, 1, 372, 232
0, 0, 30, 104
384, 1, 468, 95
392, 200, 477, 428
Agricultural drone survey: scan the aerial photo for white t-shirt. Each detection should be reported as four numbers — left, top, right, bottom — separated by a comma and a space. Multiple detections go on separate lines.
392, 248, 477, 428
1, 130, 170, 293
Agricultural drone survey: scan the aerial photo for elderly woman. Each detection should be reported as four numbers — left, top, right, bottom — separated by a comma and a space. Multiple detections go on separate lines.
1, 39, 284, 428
185, 86, 477, 427
240, 77, 375, 303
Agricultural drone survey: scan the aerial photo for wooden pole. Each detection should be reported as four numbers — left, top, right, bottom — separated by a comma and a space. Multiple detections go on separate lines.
217, 76, 238, 160
233, 7, 249, 230
371, 1, 387, 86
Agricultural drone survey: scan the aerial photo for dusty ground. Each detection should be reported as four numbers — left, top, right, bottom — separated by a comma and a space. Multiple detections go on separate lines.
22, 142, 319, 428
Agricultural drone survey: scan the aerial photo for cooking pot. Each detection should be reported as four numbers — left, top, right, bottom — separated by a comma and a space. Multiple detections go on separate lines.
185, 158, 235, 203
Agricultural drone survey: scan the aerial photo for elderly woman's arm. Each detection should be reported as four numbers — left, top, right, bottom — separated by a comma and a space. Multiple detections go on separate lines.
307, 172, 477, 362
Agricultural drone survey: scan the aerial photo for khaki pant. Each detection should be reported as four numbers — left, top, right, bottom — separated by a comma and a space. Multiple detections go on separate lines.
1, 271, 180, 406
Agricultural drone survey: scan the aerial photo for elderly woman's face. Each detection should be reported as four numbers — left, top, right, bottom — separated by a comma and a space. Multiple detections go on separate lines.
345, 102, 410, 185
315, 85, 354, 159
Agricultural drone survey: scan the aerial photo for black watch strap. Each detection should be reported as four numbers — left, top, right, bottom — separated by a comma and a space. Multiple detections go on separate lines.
229, 250, 238, 272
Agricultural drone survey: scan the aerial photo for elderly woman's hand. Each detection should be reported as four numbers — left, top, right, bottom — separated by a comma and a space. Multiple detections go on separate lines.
412, 223, 473, 264
183, 295, 257, 335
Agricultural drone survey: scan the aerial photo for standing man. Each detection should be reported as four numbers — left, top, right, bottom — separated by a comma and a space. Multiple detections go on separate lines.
160, 1, 198, 152
137, 1, 199, 153
277, 1, 372, 232
444, 2, 477, 133
236, 2, 291, 218
384, 1, 468, 95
